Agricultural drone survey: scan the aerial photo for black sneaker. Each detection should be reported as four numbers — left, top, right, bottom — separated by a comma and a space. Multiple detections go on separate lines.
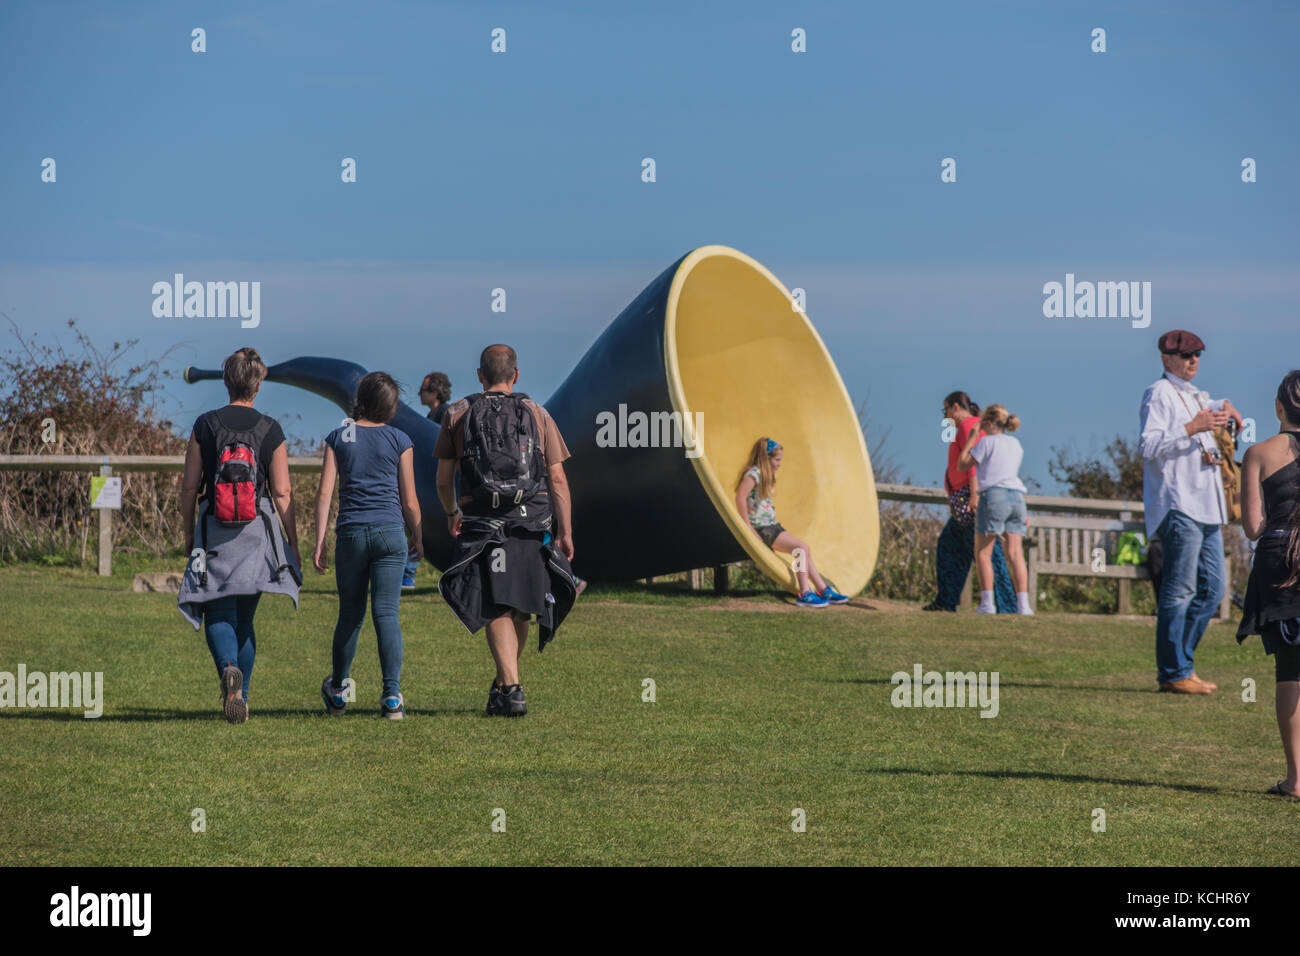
485, 681, 505, 716
922, 601, 956, 612
221, 666, 248, 724
500, 684, 527, 717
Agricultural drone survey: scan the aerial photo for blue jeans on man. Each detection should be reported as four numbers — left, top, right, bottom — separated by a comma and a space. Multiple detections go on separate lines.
1154, 509, 1225, 685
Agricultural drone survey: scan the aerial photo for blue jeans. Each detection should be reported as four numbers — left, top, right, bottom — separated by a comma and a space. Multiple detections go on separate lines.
203, 593, 262, 701
976, 487, 1027, 536
1155, 509, 1226, 684
333, 522, 407, 698
403, 549, 420, 581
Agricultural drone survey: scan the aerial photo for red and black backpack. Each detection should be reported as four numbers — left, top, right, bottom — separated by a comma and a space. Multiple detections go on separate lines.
202, 410, 274, 526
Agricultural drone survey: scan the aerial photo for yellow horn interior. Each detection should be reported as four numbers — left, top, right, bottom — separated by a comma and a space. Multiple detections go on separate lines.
664, 245, 879, 596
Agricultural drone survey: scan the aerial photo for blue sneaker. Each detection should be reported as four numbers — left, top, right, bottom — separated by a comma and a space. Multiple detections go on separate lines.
401, 573, 416, 590
819, 585, 849, 604
381, 693, 405, 720
796, 590, 828, 608
321, 676, 347, 716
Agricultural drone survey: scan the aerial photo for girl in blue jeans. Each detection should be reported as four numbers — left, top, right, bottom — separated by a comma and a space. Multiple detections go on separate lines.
312, 371, 422, 719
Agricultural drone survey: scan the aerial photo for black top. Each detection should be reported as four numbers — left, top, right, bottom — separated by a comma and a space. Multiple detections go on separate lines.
1237, 432, 1300, 641
193, 405, 286, 505
429, 402, 448, 425
1262, 434, 1300, 535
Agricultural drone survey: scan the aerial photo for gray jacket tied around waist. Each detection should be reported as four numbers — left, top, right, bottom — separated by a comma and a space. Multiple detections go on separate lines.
177, 497, 302, 630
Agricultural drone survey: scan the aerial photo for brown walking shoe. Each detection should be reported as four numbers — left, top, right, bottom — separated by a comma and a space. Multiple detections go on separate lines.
1189, 673, 1218, 691
1158, 678, 1213, 695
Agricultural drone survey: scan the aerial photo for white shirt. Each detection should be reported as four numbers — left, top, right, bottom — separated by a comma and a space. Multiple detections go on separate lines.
1139, 371, 1227, 537
969, 433, 1027, 492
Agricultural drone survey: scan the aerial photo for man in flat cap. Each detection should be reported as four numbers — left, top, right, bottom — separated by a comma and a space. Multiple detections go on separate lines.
1140, 330, 1243, 694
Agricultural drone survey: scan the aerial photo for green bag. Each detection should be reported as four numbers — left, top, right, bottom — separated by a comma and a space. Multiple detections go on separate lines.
1114, 531, 1146, 567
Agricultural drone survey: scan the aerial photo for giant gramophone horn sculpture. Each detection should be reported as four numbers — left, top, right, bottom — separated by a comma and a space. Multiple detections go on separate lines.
185, 245, 879, 594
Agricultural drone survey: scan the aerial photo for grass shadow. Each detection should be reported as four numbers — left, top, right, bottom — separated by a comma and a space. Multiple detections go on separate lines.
587, 581, 779, 600
865, 766, 1226, 794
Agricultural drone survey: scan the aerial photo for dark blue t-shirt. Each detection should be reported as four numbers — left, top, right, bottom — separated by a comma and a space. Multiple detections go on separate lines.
325, 423, 413, 529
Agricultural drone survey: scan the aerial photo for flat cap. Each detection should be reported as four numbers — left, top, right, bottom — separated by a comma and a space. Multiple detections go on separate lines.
1158, 329, 1206, 353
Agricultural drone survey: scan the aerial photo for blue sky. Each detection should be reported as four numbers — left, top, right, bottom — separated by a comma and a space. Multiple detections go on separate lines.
2, 0, 1297, 492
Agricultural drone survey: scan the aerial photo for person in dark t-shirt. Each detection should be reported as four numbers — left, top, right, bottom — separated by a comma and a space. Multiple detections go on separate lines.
419, 371, 452, 425
403, 371, 453, 589
180, 347, 298, 724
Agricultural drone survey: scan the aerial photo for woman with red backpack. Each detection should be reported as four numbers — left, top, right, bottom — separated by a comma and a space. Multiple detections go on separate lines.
178, 348, 302, 724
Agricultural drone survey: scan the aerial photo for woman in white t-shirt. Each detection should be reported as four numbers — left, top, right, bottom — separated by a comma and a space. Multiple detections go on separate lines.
958, 404, 1032, 615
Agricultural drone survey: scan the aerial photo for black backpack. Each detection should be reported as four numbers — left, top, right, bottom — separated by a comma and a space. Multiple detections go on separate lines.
203, 410, 274, 527
459, 391, 548, 512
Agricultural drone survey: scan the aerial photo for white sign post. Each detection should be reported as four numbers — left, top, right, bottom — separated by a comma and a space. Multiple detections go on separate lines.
90, 475, 122, 509
90, 467, 121, 576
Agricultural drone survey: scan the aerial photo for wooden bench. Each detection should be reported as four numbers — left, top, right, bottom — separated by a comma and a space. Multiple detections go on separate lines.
961, 514, 1230, 618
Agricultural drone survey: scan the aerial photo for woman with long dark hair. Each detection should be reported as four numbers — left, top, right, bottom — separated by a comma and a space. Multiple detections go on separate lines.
313, 371, 422, 719
924, 391, 1017, 613
1236, 370, 1300, 796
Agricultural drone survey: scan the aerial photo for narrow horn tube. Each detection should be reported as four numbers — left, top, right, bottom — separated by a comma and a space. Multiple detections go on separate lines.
182, 366, 222, 384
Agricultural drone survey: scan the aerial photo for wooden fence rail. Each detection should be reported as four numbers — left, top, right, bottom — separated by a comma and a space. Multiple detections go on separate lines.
0, 459, 1222, 617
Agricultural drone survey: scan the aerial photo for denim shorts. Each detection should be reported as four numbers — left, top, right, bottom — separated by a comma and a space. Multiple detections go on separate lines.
976, 487, 1026, 535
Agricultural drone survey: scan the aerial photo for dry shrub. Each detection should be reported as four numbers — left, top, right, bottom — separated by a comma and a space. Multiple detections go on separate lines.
0, 319, 185, 564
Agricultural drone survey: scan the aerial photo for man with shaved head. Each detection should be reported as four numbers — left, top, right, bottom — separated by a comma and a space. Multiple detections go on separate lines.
435, 344, 578, 716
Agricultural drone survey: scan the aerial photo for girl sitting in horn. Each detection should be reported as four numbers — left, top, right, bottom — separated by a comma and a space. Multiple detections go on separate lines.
735, 437, 849, 608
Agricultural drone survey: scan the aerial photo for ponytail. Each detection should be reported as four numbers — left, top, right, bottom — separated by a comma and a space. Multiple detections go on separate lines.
980, 403, 1019, 433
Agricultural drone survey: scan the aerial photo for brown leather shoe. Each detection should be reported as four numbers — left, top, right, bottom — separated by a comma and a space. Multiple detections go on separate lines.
1158, 678, 1213, 695
1189, 673, 1218, 691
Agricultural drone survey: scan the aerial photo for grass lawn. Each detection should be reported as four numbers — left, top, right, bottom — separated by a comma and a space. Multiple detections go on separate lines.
0, 561, 1293, 865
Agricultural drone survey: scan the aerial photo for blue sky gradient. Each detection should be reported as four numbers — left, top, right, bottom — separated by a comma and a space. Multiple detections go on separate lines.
2, 0, 1297, 491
